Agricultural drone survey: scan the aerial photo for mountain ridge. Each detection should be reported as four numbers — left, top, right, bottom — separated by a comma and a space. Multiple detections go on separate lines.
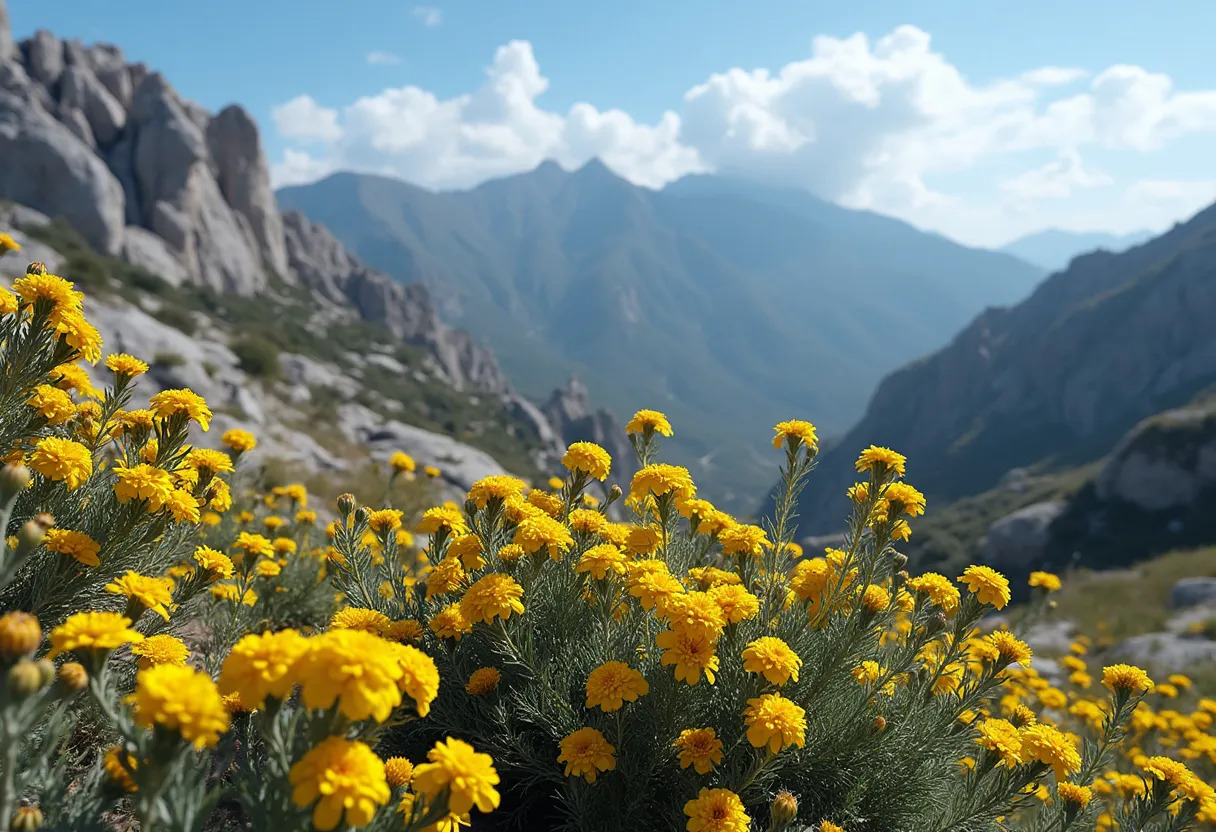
278, 163, 1045, 508
998, 227, 1157, 272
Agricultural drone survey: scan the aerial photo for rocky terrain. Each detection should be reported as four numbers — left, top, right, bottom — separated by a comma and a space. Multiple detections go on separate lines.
0, 3, 632, 497
787, 192, 1216, 540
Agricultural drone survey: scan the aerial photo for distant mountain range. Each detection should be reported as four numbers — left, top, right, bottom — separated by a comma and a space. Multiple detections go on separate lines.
788, 198, 1216, 537
278, 163, 1044, 508
999, 228, 1156, 272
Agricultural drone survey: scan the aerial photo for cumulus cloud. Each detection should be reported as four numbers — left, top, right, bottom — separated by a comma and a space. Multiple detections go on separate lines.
413, 6, 441, 27
366, 51, 402, 66
269, 28, 1216, 244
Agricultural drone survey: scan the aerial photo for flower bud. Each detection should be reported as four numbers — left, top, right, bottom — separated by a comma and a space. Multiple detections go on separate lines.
769, 791, 798, 829
0, 612, 41, 660
925, 611, 948, 636
336, 493, 356, 516
35, 659, 55, 688
0, 464, 30, 502
891, 553, 908, 570
16, 514, 54, 552
56, 661, 88, 694
464, 499, 478, 518
608, 484, 623, 503
10, 801, 44, 832
893, 570, 908, 589
874, 715, 887, 733
25, 262, 47, 276
1047, 599, 1058, 611
353, 506, 370, 525
7, 660, 44, 698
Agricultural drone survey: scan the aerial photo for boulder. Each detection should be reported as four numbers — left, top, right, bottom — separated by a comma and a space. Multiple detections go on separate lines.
57, 64, 126, 147
1168, 577, 1216, 610
979, 500, 1067, 570
0, 90, 126, 254
1108, 632, 1216, 673
121, 225, 188, 286
23, 30, 64, 86
1095, 404, 1216, 511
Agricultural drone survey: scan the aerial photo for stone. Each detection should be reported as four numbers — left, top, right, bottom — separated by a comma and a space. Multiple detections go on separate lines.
279, 353, 360, 399
541, 376, 635, 482
0, 0, 12, 63
57, 64, 126, 147
1108, 632, 1216, 674
23, 30, 64, 86
979, 500, 1067, 570
1095, 404, 1216, 511
1168, 577, 1216, 610
121, 226, 188, 286
0, 90, 126, 254
205, 105, 288, 278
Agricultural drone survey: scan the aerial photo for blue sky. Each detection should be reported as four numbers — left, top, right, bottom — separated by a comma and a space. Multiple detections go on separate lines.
12, 0, 1216, 246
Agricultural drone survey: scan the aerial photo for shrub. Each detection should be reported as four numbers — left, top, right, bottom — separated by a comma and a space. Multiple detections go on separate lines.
231, 334, 282, 379
0, 252, 1213, 832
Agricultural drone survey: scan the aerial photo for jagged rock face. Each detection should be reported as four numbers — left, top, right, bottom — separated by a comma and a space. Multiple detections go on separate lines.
0, 1, 12, 64
542, 377, 636, 481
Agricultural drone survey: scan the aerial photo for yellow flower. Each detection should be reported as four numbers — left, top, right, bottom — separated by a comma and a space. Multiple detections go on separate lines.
883, 482, 926, 517
49, 364, 100, 398
0, 232, 20, 253
29, 436, 92, 489
104, 571, 175, 621
210, 582, 257, 606
426, 557, 467, 600
1057, 782, 1093, 808
684, 787, 749, 832
861, 584, 891, 613
105, 353, 149, 378
112, 463, 175, 511
218, 629, 309, 709
819, 823, 846, 832
576, 543, 628, 580
413, 737, 501, 816
130, 634, 189, 669
708, 584, 760, 623
331, 607, 391, 635
625, 409, 673, 437
741, 637, 802, 686
234, 532, 275, 559
624, 523, 663, 556
663, 591, 726, 641
1020, 724, 1081, 780
854, 446, 907, 477
384, 756, 414, 789
1102, 664, 1154, 696
905, 572, 960, 615
45, 610, 141, 656
460, 573, 525, 624
417, 505, 469, 536
513, 513, 574, 559
367, 509, 404, 535
221, 428, 257, 452
424, 464, 441, 478
385, 618, 424, 643
389, 451, 416, 474
959, 565, 1011, 609
289, 737, 390, 831
430, 604, 472, 640
149, 388, 212, 430
295, 630, 412, 722
466, 667, 501, 696
130, 664, 229, 749
13, 271, 80, 313
1029, 570, 1062, 592
103, 747, 138, 793
743, 693, 806, 753
164, 488, 201, 524
184, 448, 234, 475
192, 546, 234, 580
658, 627, 719, 685
628, 560, 685, 612
467, 474, 528, 508
561, 441, 612, 481
558, 727, 616, 783
44, 528, 101, 567
0, 612, 40, 658
446, 534, 484, 570
629, 463, 695, 507
772, 419, 818, 451
975, 718, 1023, 768
585, 661, 649, 711
719, 523, 771, 557
985, 631, 1033, 667
0, 287, 14, 316
673, 728, 724, 775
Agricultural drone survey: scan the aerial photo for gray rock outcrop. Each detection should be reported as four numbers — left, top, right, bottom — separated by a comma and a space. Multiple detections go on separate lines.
979, 500, 1067, 570
541, 376, 636, 482
1169, 577, 1216, 610
1095, 404, 1216, 511
1108, 632, 1216, 673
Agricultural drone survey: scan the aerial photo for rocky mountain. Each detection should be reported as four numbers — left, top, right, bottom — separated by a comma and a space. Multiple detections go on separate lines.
998, 228, 1156, 273
789, 198, 1216, 539
277, 168, 1043, 509
0, 5, 627, 496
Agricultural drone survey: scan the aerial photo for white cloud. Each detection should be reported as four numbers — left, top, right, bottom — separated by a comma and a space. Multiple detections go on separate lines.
269, 28, 1216, 244
413, 6, 441, 27
271, 95, 342, 144
366, 51, 402, 66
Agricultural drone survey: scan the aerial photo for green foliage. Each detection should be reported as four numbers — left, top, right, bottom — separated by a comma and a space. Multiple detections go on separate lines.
231, 335, 282, 380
